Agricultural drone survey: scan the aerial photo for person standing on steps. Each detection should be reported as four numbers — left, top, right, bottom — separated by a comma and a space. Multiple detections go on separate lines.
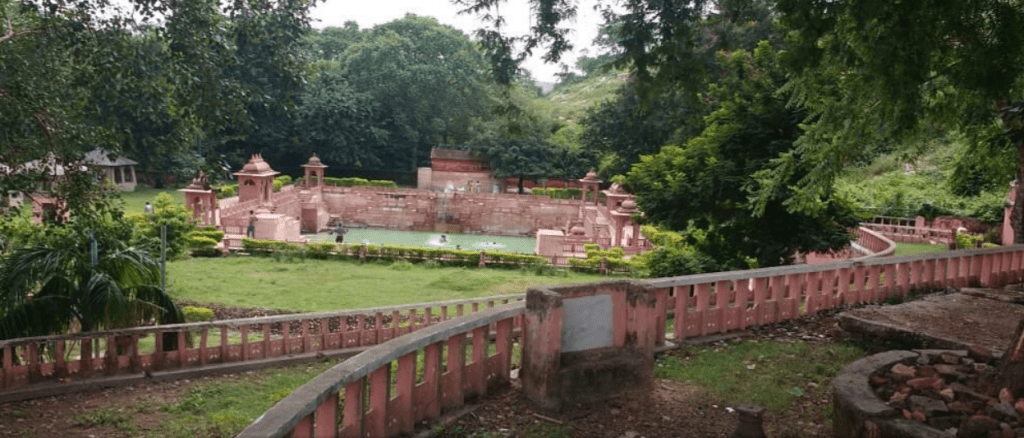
246, 210, 257, 238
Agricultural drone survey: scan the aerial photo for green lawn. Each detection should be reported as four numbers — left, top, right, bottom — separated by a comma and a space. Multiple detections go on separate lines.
893, 242, 949, 256
116, 186, 184, 214
167, 257, 604, 312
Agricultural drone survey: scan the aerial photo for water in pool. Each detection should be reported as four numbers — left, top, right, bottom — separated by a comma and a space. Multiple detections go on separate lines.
308, 228, 536, 254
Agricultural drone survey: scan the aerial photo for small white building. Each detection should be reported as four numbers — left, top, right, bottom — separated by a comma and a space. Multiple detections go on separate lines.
84, 148, 138, 191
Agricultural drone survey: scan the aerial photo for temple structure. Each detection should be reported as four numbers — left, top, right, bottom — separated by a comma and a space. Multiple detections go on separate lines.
187, 154, 652, 265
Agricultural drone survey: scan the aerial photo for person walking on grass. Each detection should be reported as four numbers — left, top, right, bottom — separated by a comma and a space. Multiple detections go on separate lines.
246, 210, 257, 238
329, 222, 348, 243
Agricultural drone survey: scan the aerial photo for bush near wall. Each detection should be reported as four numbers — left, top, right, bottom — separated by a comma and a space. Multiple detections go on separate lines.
568, 245, 634, 274
529, 187, 600, 200
217, 184, 237, 199
187, 235, 221, 257
182, 306, 215, 322
239, 238, 548, 268
272, 175, 293, 192
323, 177, 376, 187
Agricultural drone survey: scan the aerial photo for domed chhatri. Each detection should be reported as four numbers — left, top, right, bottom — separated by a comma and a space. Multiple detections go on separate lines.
582, 170, 601, 183
302, 153, 328, 187
240, 153, 275, 175
619, 199, 638, 213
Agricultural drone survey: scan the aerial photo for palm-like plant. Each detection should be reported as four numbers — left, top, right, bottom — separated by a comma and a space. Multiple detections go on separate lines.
0, 235, 182, 340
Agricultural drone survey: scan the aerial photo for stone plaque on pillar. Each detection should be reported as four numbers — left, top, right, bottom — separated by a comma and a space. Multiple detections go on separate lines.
522, 281, 657, 411
561, 295, 613, 353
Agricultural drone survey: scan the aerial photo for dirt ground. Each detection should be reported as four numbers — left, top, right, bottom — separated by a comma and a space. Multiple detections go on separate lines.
1, 287, 1020, 438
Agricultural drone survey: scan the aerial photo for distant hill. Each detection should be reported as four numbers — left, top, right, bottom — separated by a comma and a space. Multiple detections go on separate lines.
534, 81, 556, 94
534, 72, 628, 124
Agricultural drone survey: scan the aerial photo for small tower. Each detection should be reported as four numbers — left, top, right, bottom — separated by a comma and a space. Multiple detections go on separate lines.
181, 169, 218, 226
611, 198, 640, 248
233, 154, 279, 205
302, 154, 328, 188
579, 170, 602, 208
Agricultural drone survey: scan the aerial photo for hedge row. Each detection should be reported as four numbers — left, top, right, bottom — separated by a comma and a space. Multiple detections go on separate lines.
322, 177, 397, 188
241, 239, 548, 267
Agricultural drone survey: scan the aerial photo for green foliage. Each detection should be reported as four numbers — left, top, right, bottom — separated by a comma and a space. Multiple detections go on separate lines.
627, 45, 858, 269
755, 0, 1024, 229
567, 245, 634, 274
956, 233, 983, 250
186, 235, 220, 257
166, 257, 602, 312
655, 340, 864, 413
190, 230, 225, 242
0, 221, 183, 338
332, 15, 494, 171
322, 177, 381, 187
217, 184, 237, 199
629, 225, 718, 278
528, 187, 582, 200
182, 306, 215, 323
132, 193, 198, 260
272, 175, 293, 192
836, 170, 1006, 223
369, 180, 397, 188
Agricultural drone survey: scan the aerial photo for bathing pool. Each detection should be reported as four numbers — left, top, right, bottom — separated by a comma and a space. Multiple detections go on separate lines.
308, 228, 536, 254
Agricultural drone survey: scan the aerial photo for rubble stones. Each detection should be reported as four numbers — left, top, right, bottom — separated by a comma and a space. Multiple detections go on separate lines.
868, 352, 1024, 438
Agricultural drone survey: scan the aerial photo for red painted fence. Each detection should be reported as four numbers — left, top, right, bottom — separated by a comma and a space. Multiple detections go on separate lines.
241, 245, 1024, 438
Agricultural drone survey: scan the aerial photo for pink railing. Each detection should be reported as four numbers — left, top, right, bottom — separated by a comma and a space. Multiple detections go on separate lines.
852, 226, 896, 258
238, 303, 522, 438
860, 222, 956, 245
0, 294, 521, 402
650, 246, 1024, 343
244, 245, 1024, 437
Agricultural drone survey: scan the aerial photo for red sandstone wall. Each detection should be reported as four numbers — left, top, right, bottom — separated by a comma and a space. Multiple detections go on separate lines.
320, 187, 579, 236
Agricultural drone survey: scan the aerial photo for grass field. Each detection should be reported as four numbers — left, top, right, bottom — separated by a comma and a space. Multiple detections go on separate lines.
167, 257, 604, 311
893, 242, 949, 256
116, 186, 183, 214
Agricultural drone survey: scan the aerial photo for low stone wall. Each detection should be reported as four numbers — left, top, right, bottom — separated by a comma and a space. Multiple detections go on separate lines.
321, 187, 579, 236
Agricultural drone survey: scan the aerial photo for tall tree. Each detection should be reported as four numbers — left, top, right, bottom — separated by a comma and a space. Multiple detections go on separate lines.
755, 0, 1024, 235
342, 14, 492, 171
627, 44, 858, 269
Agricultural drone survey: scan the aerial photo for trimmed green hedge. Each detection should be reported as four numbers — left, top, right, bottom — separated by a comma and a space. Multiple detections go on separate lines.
182, 306, 215, 322
240, 238, 548, 268
217, 184, 237, 198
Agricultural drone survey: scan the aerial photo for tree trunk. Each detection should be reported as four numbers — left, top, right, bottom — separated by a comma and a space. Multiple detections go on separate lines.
518, 175, 525, 194
996, 316, 1024, 396
1014, 142, 1024, 245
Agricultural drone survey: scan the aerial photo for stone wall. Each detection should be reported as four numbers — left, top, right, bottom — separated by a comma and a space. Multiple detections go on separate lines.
321, 187, 579, 236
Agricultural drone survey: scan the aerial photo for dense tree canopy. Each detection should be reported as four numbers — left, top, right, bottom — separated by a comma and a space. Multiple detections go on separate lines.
340, 15, 493, 171
628, 44, 858, 268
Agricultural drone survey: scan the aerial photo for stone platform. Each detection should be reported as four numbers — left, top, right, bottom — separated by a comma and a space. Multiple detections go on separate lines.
839, 286, 1024, 355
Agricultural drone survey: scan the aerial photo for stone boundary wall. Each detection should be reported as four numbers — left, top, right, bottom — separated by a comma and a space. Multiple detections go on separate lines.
321, 187, 579, 236
244, 245, 1024, 438
806, 227, 896, 264
0, 294, 523, 403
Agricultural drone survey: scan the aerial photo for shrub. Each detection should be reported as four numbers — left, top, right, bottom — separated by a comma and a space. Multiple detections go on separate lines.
217, 184, 237, 198
190, 230, 225, 242
187, 235, 220, 257
307, 242, 335, 259
182, 306, 215, 322
955, 233, 983, 249
369, 180, 397, 188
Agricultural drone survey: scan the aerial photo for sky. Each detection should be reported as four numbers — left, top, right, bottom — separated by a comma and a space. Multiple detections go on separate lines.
308, 0, 606, 83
